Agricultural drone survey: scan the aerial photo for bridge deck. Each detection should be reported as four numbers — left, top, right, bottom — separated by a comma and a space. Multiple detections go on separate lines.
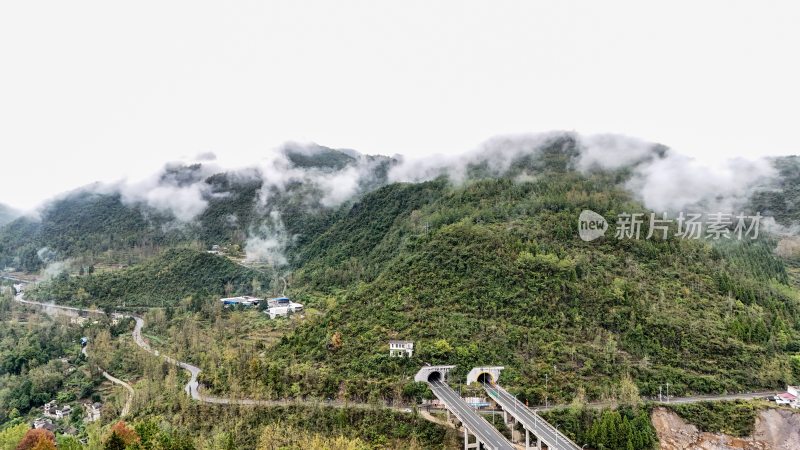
483, 383, 581, 450
428, 380, 515, 450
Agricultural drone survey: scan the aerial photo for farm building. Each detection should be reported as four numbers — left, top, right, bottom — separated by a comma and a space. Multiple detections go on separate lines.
220, 296, 263, 307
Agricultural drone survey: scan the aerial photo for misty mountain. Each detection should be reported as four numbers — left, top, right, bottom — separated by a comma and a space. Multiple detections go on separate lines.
27, 136, 800, 406
261, 142, 799, 404
283, 143, 358, 170
749, 155, 800, 227
0, 203, 18, 227
2, 134, 799, 273
0, 144, 396, 271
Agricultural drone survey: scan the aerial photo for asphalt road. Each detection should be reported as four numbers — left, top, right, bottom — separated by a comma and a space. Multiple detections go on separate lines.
484, 383, 580, 450
429, 380, 515, 450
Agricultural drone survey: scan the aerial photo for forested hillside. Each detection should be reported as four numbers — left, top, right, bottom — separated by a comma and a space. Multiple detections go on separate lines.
30, 249, 271, 308
6, 136, 800, 450
257, 142, 800, 406
0, 192, 181, 272
0, 145, 393, 273
0, 204, 18, 227
19, 138, 800, 408
750, 156, 800, 226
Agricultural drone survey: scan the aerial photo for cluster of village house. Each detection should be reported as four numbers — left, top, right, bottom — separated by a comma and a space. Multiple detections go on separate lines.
68, 314, 122, 327
219, 295, 305, 319
31, 401, 102, 433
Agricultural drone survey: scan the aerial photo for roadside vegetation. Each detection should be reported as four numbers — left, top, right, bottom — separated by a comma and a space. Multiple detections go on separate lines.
665, 400, 767, 437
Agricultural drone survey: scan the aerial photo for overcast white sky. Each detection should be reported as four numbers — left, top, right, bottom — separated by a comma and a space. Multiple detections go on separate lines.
1, 1, 798, 211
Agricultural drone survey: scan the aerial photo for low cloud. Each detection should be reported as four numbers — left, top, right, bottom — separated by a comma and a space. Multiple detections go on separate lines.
388, 132, 563, 183
388, 131, 783, 224
244, 211, 292, 266
195, 151, 217, 161
115, 161, 223, 222
576, 133, 665, 171
627, 155, 776, 213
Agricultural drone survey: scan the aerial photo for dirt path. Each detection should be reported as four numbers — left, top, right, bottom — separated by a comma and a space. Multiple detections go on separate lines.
79, 331, 134, 418
101, 371, 135, 417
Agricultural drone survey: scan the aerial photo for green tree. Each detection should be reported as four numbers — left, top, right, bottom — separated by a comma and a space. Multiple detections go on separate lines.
55, 436, 83, 450
0, 423, 29, 450
102, 433, 125, 450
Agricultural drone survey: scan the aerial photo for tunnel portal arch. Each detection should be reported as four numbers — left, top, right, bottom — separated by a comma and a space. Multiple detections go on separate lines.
414, 365, 456, 383
466, 367, 505, 385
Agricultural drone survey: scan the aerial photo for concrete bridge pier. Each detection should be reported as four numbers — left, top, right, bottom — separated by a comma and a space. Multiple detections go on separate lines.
521, 427, 546, 450
463, 427, 479, 450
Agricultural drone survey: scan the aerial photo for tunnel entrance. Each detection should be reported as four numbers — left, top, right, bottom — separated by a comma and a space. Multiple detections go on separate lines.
427, 371, 443, 383
477, 372, 494, 385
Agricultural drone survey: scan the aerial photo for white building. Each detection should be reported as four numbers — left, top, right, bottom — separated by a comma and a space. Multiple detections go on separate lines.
44, 401, 73, 419
389, 340, 414, 357
84, 402, 102, 422
774, 386, 800, 408
43, 401, 58, 418
56, 405, 72, 419
266, 300, 303, 319
267, 306, 289, 319
463, 396, 490, 409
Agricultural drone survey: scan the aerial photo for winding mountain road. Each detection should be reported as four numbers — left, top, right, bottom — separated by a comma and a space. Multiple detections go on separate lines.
9, 278, 781, 418
13, 291, 394, 410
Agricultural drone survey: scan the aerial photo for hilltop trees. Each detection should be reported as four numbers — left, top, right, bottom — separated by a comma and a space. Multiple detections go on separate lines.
29, 249, 271, 308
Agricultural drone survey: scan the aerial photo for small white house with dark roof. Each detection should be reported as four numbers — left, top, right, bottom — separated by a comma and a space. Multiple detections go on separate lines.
389, 340, 414, 357
43, 401, 58, 418
56, 405, 72, 419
